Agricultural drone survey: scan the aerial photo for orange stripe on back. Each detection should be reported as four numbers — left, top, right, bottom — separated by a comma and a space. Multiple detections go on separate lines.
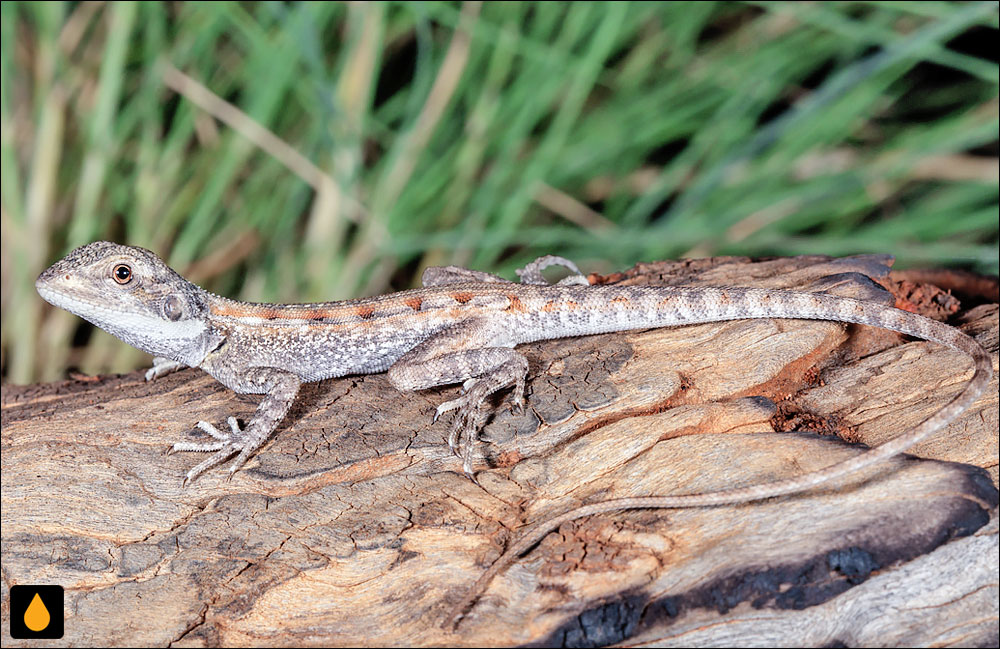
211, 303, 362, 321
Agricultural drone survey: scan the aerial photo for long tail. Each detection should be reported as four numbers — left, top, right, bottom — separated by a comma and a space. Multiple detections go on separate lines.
444, 290, 993, 629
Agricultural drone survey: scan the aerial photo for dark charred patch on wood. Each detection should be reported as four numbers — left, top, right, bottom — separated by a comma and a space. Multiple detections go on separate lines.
534, 472, 995, 647
451, 292, 474, 305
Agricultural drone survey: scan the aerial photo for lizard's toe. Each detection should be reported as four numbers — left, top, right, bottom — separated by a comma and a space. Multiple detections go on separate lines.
196, 420, 232, 442
180, 444, 240, 485
435, 394, 470, 421
170, 440, 227, 454
448, 422, 462, 452
509, 384, 526, 414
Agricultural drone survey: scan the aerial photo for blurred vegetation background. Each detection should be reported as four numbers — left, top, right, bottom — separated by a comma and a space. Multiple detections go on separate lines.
2, 1, 998, 383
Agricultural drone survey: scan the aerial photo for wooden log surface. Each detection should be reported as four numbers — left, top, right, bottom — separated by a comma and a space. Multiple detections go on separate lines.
2, 255, 997, 647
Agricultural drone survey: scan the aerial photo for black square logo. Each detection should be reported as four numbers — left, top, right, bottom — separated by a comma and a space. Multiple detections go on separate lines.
9, 585, 64, 639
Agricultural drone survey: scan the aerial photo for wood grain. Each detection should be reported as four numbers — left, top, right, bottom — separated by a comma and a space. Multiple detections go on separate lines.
2, 255, 997, 647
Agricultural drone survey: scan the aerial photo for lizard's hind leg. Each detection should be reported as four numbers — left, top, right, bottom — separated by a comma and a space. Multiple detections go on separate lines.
386, 319, 527, 480
421, 265, 511, 287
421, 255, 588, 288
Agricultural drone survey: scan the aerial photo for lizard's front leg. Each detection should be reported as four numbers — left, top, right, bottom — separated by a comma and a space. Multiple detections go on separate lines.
145, 356, 185, 381
170, 367, 301, 485
386, 319, 527, 480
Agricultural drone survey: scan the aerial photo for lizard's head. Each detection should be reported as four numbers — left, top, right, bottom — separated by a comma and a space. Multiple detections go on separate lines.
36, 241, 221, 366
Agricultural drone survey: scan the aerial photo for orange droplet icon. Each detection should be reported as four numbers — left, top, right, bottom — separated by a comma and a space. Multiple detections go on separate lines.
24, 592, 51, 632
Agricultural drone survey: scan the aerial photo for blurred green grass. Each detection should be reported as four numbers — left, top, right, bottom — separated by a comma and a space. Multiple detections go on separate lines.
1, 1, 997, 383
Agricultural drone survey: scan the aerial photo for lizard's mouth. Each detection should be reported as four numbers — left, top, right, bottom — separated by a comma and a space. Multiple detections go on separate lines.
36, 283, 148, 340
35, 283, 108, 323
37, 283, 90, 315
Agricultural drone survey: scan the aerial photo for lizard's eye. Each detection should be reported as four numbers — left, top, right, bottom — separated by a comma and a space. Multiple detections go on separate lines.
113, 264, 133, 285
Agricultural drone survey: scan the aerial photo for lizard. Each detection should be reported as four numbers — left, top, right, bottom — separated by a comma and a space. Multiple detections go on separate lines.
35, 241, 992, 627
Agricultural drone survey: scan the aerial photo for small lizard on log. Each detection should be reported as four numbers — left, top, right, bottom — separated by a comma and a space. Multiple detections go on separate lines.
35, 242, 992, 628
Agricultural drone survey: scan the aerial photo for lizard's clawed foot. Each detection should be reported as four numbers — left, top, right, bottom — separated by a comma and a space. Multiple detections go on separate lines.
171, 417, 250, 486
508, 376, 526, 414
437, 376, 528, 478
401, 343, 530, 482
432, 387, 490, 476
453, 403, 488, 479
434, 392, 483, 454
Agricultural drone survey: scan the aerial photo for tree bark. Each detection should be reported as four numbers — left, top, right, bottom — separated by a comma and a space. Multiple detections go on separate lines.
2, 255, 997, 647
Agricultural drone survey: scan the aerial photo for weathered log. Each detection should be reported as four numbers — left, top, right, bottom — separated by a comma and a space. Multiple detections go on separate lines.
2, 255, 997, 647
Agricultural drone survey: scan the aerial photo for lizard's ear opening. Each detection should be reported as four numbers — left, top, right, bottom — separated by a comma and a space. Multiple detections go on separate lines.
162, 296, 184, 321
